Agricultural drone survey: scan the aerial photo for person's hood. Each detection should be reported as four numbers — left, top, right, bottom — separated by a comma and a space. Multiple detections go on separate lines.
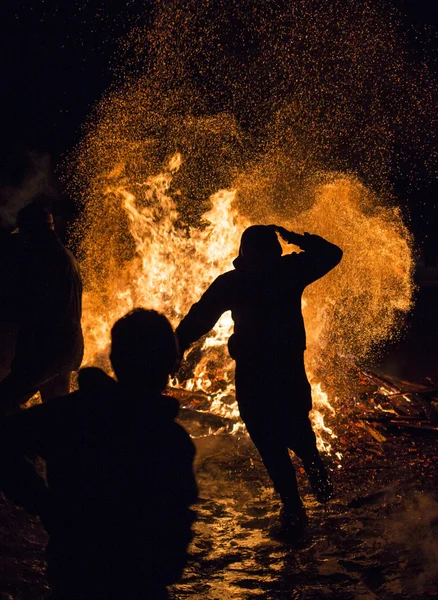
232, 253, 282, 272
233, 225, 282, 271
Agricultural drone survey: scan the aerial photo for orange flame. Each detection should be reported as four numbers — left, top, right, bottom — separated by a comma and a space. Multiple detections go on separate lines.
76, 152, 414, 453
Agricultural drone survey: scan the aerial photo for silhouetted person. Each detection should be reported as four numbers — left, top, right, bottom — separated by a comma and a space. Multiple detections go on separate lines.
0, 201, 83, 414
0, 308, 198, 600
177, 225, 342, 533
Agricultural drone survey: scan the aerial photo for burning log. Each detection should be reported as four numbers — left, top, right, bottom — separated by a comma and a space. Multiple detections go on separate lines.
386, 420, 438, 435
358, 368, 438, 436
168, 387, 240, 436
167, 387, 212, 412
357, 420, 387, 443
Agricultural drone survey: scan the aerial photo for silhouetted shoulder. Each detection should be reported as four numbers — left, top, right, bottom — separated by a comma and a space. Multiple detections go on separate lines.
212, 268, 237, 286
210, 268, 240, 296
170, 421, 197, 468
172, 418, 196, 452
77, 367, 118, 395
158, 395, 198, 504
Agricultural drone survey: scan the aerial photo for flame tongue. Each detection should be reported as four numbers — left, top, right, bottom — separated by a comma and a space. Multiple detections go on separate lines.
81, 155, 250, 370
78, 153, 414, 453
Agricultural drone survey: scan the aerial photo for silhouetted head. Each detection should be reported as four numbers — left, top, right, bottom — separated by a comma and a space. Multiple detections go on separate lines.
110, 308, 178, 392
16, 202, 54, 234
235, 225, 282, 267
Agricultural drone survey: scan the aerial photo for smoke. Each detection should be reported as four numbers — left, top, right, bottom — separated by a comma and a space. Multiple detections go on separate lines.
0, 150, 57, 229
385, 493, 438, 594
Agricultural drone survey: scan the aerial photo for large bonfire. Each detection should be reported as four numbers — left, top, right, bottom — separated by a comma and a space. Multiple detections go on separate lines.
68, 143, 414, 452
64, 0, 430, 450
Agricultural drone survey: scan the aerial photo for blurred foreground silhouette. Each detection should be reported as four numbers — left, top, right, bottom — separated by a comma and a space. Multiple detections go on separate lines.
0, 309, 198, 600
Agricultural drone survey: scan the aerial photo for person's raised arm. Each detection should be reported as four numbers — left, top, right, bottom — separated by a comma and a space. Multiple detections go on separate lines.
176, 274, 231, 356
270, 225, 343, 285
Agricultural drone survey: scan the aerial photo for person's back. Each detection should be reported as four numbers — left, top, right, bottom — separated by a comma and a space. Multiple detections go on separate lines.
14, 204, 83, 376
45, 368, 196, 599
176, 225, 342, 534
0, 229, 22, 381
0, 227, 22, 319
178, 225, 342, 361
0, 201, 83, 410
220, 256, 309, 358
0, 309, 197, 600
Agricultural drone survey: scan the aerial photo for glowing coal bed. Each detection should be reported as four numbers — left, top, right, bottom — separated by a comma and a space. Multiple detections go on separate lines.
74, 151, 414, 456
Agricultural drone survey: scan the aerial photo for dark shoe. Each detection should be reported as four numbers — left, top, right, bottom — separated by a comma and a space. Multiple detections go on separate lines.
279, 504, 308, 537
306, 461, 333, 503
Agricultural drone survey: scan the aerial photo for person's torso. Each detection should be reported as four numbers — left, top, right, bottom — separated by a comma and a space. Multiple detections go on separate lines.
19, 235, 82, 327
226, 258, 307, 355
14, 234, 83, 359
42, 391, 194, 523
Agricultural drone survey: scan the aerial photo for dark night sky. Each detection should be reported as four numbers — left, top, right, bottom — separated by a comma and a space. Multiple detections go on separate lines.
0, 1, 155, 153
0, 0, 436, 247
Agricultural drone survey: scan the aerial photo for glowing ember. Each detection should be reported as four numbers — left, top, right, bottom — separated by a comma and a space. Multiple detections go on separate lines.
64, 0, 424, 451
68, 152, 413, 452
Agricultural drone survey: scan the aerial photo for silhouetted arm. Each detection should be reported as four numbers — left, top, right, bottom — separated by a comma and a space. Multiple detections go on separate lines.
0, 404, 52, 518
176, 274, 231, 355
273, 226, 343, 285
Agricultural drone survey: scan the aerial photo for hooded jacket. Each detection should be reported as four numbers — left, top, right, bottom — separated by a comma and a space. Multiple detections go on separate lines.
176, 233, 342, 360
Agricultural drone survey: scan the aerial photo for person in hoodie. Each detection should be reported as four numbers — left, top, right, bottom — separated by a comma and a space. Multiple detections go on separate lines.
0, 200, 83, 415
176, 224, 342, 533
0, 308, 198, 600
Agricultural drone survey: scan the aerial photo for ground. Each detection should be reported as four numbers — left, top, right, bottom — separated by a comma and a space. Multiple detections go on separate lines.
175, 426, 438, 600
0, 423, 437, 600
0, 280, 437, 599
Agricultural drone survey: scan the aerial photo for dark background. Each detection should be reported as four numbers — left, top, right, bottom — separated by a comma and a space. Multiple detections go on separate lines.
0, 0, 436, 254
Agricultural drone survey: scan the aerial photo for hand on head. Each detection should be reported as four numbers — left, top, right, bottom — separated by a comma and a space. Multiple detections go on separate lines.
268, 225, 308, 247
267, 224, 291, 241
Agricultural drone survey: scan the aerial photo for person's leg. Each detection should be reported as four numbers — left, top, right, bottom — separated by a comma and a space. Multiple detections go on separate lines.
282, 353, 333, 503
235, 358, 308, 532
132, 584, 169, 600
50, 580, 88, 600
287, 412, 333, 503
236, 366, 296, 502
106, 571, 170, 600
245, 421, 308, 533
244, 421, 303, 508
